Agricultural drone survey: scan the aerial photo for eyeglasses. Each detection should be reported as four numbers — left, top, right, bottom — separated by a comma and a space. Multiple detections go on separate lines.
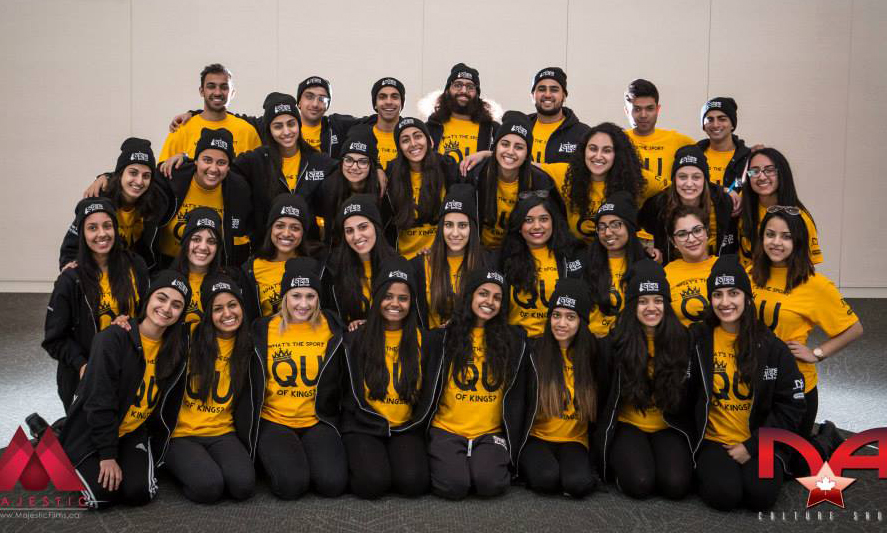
673, 224, 707, 242
766, 205, 800, 216
450, 81, 477, 92
518, 190, 549, 200
597, 220, 624, 233
343, 156, 371, 169
746, 165, 777, 179
302, 92, 331, 107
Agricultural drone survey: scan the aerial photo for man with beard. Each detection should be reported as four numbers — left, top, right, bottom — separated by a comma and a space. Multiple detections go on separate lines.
427, 63, 499, 164
159, 64, 261, 176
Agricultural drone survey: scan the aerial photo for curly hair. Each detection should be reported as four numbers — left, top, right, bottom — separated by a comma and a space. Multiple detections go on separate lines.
429, 91, 494, 125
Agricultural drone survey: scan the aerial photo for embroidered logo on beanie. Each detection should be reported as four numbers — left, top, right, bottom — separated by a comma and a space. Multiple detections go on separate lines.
211, 282, 232, 292
343, 203, 361, 216
399, 117, 415, 127
511, 124, 528, 136
210, 138, 229, 150
444, 200, 463, 210
487, 272, 505, 284
290, 277, 311, 288
715, 275, 735, 286
172, 279, 190, 297
457, 72, 474, 80
679, 155, 698, 166
639, 282, 660, 292
539, 70, 556, 78
389, 270, 408, 281
305, 77, 324, 85
708, 101, 723, 109
280, 206, 300, 217
349, 141, 367, 152
84, 203, 105, 215
598, 203, 614, 213
130, 152, 150, 162
274, 103, 293, 114
196, 218, 216, 228
556, 296, 576, 308
381, 78, 398, 87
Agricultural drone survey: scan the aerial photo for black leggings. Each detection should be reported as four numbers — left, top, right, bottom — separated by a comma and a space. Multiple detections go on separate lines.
608, 423, 693, 500
75, 426, 154, 509
518, 437, 598, 498
342, 431, 429, 499
799, 386, 819, 438
164, 432, 255, 503
255, 420, 347, 499
427, 427, 511, 500
696, 439, 783, 511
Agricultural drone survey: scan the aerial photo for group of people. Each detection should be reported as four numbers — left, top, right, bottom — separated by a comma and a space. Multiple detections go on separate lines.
39, 62, 864, 513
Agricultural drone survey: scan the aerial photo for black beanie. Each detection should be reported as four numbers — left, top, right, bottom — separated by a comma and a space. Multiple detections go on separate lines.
194, 127, 234, 162
267, 193, 311, 232
394, 117, 432, 153
115, 137, 156, 174
625, 258, 671, 303
338, 194, 383, 228
548, 278, 592, 321
707, 254, 752, 300
340, 129, 379, 163
371, 77, 405, 108
372, 256, 417, 298
700, 97, 738, 130
262, 92, 301, 128
445, 63, 480, 93
280, 257, 322, 297
297, 76, 331, 103
532, 67, 568, 95
181, 207, 222, 244
671, 145, 710, 183
75, 197, 117, 233
595, 191, 638, 230
440, 183, 478, 225
494, 111, 533, 148
147, 269, 192, 314
461, 268, 508, 302
200, 272, 244, 313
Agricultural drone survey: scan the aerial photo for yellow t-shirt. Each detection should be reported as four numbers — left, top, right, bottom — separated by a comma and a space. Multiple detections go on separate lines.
373, 126, 398, 170
530, 347, 589, 446
365, 329, 423, 426
361, 260, 372, 310
704, 147, 735, 188
172, 336, 236, 438
397, 171, 440, 259
707, 200, 719, 252
261, 315, 333, 428
704, 327, 753, 445
425, 255, 464, 329
116, 207, 144, 248
532, 118, 568, 191
739, 206, 822, 266
481, 178, 518, 249
617, 335, 668, 433
96, 270, 137, 330
438, 118, 480, 163
432, 328, 503, 439
664, 256, 716, 327
282, 150, 302, 192
301, 123, 322, 152
184, 272, 205, 329
160, 113, 261, 162
588, 256, 628, 337
253, 258, 286, 317
624, 128, 695, 184
158, 178, 224, 258
509, 246, 559, 338
118, 334, 160, 437
751, 267, 858, 392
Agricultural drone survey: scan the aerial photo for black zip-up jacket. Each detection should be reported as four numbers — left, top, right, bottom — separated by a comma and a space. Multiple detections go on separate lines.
638, 184, 736, 266
250, 309, 346, 436
526, 107, 591, 165
426, 117, 500, 162
61, 319, 188, 467
339, 326, 443, 436
156, 162, 253, 267
43, 255, 149, 410
426, 324, 532, 467
470, 161, 567, 232
695, 135, 752, 192
688, 322, 806, 471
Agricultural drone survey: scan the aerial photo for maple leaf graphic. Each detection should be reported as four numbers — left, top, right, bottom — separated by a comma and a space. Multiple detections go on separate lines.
816, 476, 836, 492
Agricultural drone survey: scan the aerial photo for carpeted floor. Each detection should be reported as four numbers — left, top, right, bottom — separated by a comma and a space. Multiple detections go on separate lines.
0, 294, 884, 532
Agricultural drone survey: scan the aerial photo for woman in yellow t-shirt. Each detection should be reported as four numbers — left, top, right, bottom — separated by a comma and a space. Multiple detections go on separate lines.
749, 209, 862, 442
253, 257, 347, 500
692, 255, 805, 512
428, 268, 532, 500
601, 259, 694, 500
663, 205, 719, 326
165, 273, 257, 504
520, 278, 606, 498
341, 257, 441, 498
171, 208, 225, 330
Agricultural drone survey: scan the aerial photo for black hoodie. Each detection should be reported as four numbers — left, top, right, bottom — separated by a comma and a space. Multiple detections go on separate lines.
526, 107, 591, 165
695, 134, 752, 192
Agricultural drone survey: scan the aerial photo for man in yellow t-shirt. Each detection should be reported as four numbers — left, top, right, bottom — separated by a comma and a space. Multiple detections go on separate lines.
160, 63, 260, 176
695, 97, 750, 222
623, 79, 694, 183
427, 63, 499, 163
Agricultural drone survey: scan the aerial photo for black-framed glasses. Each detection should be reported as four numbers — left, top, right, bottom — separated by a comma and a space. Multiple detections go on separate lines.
597, 220, 624, 233
673, 224, 706, 242
451, 81, 477, 92
746, 165, 777, 179
518, 190, 549, 200
343, 156, 370, 169
766, 205, 800, 216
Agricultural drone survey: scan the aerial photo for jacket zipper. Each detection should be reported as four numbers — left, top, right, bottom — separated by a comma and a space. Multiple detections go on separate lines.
156, 362, 187, 466
341, 341, 391, 436
602, 372, 621, 476
501, 340, 527, 465
695, 343, 711, 453
424, 331, 449, 432
250, 345, 266, 458
514, 345, 539, 464
314, 336, 344, 436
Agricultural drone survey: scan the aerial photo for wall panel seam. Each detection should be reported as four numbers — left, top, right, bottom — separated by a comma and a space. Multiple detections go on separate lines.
838, 0, 855, 287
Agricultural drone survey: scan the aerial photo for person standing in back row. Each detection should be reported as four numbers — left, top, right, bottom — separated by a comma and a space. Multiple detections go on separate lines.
427, 63, 499, 163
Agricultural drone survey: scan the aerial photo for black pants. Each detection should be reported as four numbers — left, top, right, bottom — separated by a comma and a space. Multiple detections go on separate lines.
518, 437, 597, 498
75, 425, 154, 509
164, 432, 255, 503
427, 427, 511, 500
255, 420, 347, 500
342, 431, 429, 499
799, 386, 819, 438
608, 422, 693, 500
696, 439, 783, 511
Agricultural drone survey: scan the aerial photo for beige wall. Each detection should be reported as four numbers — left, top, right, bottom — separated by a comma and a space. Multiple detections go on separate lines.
1, 0, 884, 294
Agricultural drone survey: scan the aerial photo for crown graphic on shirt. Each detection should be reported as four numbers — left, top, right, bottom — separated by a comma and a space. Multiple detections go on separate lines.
679, 155, 698, 166
681, 285, 702, 300
444, 200, 463, 211
130, 152, 149, 162
713, 360, 727, 372
272, 348, 293, 361
511, 124, 528, 136
196, 218, 216, 228
280, 206, 300, 217
210, 138, 229, 150
274, 104, 292, 114
290, 277, 311, 288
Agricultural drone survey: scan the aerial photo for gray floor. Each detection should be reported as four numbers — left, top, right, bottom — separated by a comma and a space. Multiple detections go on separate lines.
0, 294, 884, 532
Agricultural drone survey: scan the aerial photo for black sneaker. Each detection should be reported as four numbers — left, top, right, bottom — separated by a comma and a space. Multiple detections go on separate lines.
815, 420, 845, 458
25, 413, 49, 441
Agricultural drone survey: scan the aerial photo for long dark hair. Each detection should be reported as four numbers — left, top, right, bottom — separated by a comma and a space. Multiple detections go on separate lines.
322, 162, 382, 241
357, 282, 422, 405
76, 221, 138, 320
387, 148, 448, 228
478, 148, 534, 227
703, 293, 764, 387
534, 317, 600, 421
255, 218, 322, 260
187, 293, 251, 403
331, 220, 396, 323
171, 228, 223, 277
501, 198, 575, 295
137, 308, 186, 386
563, 123, 645, 219
104, 167, 164, 224
583, 225, 648, 315
427, 213, 485, 321
612, 297, 689, 413
750, 211, 814, 294
429, 91, 494, 125
261, 117, 318, 202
